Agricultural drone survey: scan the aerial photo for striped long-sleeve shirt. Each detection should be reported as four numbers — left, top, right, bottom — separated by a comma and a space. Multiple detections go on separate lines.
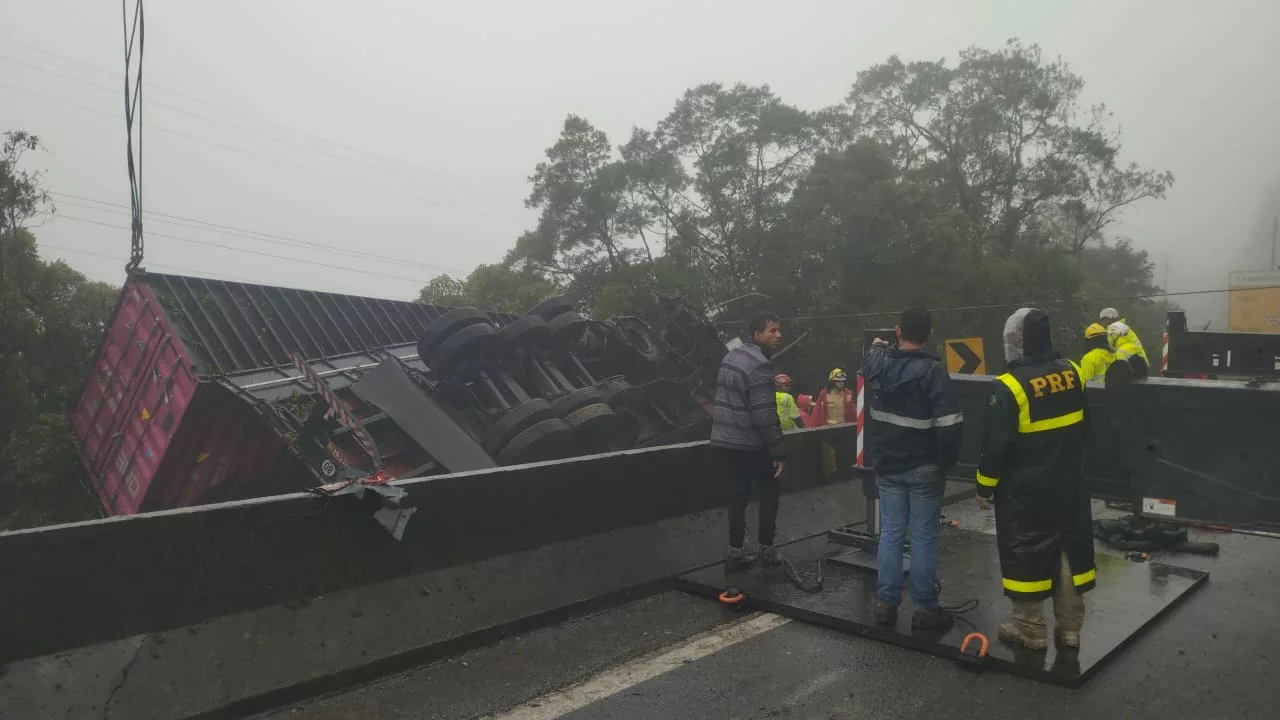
709, 341, 785, 460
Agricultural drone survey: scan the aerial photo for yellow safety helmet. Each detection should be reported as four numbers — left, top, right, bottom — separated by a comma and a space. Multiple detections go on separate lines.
829, 368, 848, 382
1084, 323, 1108, 339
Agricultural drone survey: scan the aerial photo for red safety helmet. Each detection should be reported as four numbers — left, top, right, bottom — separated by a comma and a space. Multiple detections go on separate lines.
774, 373, 792, 385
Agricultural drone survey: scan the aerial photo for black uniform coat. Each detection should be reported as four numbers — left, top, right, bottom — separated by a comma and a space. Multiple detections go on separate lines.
977, 353, 1096, 601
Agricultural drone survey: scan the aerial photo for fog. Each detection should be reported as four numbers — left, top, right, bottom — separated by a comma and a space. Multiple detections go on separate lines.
4, 0, 1279, 327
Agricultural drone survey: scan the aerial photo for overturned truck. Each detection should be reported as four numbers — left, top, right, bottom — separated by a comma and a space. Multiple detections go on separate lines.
70, 273, 727, 516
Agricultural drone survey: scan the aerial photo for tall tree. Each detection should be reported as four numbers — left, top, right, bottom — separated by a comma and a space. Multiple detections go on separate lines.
0, 131, 54, 285
622, 83, 847, 303
514, 117, 652, 280
848, 39, 1172, 256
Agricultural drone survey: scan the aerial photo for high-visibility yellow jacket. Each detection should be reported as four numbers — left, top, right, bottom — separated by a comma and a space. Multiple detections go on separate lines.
1079, 347, 1115, 386
1107, 320, 1149, 365
776, 392, 803, 431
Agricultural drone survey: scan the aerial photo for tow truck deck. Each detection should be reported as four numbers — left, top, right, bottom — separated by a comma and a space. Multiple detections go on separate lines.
258, 498, 1278, 720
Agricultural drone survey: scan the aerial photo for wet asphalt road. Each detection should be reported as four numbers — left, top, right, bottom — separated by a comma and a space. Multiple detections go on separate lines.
264, 502, 1280, 720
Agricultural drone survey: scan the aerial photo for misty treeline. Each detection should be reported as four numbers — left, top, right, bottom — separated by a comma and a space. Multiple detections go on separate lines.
421, 40, 1176, 389
1, 132, 115, 529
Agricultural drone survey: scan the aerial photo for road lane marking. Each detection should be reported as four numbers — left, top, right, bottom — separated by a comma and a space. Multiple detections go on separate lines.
486, 612, 791, 719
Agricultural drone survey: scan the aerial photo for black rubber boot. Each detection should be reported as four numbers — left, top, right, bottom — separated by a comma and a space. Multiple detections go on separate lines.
874, 601, 898, 625
912, 609, 954, 631
726, 546, 755, 572
757, 545, 780, 567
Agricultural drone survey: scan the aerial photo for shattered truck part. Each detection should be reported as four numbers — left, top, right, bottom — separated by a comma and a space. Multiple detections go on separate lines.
70, 279, 724, 516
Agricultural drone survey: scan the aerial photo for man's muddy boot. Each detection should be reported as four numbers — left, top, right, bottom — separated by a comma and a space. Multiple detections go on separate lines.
998, 621, 1048, 651
874, 601, 898, 626
912, 609, 954, 631
726, 546, 755, 572
757, 545, 780, 567
1055, 627, 1081, 649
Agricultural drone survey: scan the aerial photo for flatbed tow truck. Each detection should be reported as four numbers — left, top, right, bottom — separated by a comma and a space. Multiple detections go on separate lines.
3, 306, 1280, 719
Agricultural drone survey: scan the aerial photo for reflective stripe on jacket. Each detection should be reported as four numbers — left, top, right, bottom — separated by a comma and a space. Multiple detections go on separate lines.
976, 355, 1096, 600
863, 345, 964, 474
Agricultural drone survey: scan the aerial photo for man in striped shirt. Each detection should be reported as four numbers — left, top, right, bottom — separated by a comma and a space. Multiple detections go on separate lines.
710, 313, 786, 570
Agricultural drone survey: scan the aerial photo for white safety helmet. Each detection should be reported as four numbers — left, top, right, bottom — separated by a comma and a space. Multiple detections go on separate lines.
1002, 308, 1033, 363
1107, 320, 1130, 338
1099, 307, 1120, 323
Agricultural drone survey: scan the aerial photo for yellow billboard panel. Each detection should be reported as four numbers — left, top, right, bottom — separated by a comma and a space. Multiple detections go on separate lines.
1228, 271, 1280, 333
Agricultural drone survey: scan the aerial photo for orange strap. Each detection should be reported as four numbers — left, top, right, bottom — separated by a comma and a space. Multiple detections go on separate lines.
960, 632, 989, 658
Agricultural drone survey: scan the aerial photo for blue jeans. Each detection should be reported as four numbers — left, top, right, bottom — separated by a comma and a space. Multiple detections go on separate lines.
876, 464, 943, 610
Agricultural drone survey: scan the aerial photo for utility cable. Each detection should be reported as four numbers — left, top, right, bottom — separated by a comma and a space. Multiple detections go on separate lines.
48, 192, 468, 274
717, 286, 1280, 325
52, 214, 438, 286
121, 0, 145, 272
0, 82, 511, 219
0, 34, 496, 196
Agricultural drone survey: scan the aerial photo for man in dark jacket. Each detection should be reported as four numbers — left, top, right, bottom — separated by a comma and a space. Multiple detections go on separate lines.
863, 306, 963, 630
977, 308, 1094, 651
710, 313, 785, 570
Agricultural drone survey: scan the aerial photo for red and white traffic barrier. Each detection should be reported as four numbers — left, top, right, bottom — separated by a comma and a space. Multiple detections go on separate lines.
1161, 331, 1169, 376
855, 373, 865, 467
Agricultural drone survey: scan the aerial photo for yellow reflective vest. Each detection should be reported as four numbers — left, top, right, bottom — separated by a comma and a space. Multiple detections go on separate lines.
1079, 347, 1115, 386
1107, 321, 1149, 365
776, 392, 802, 431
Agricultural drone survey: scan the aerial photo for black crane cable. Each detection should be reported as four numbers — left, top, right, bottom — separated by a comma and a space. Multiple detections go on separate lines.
122, 0, 145, 272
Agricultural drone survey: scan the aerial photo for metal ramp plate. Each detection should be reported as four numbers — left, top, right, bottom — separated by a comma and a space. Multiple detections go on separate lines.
676, 529, 1208, 688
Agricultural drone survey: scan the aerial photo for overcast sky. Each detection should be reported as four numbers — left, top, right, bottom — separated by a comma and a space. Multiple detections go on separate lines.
4, 0, 1279, 325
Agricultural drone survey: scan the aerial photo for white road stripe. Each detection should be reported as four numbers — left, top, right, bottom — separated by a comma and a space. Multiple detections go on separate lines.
486, 612, 792, 720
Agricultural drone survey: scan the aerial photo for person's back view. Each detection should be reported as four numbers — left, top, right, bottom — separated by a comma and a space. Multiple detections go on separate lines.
863, 307, 963, 631
977, 308, 1095, 651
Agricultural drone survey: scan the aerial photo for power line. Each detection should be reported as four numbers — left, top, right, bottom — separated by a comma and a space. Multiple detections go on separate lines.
0, 81, 514, 220
48, 191, 469, 274
722, 287, 1277, 325
51, 214, 437, 286
37, 242, 254, 283
0, 45, 499, 198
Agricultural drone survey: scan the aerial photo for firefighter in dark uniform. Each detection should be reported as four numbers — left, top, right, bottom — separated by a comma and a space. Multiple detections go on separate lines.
976, 307, 1095, 651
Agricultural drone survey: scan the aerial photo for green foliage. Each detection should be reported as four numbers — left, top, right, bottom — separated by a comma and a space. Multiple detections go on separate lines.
417, 41, 1174, 390
1, 133, 114, 529
0, 231, 115, 529
418, 263, 559, 315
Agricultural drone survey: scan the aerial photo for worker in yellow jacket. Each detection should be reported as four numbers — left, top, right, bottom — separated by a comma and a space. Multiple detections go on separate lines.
1099, 308, 1150, 378
1079, 323, 1115, 386
774, 373, 805, 430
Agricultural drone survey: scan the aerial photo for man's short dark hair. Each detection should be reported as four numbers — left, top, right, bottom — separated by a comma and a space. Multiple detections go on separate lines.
899, 306, 932, 344
749, 312, 780, 337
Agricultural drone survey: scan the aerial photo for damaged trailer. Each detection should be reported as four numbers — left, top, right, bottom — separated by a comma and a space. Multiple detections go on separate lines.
70, 273, 727, 516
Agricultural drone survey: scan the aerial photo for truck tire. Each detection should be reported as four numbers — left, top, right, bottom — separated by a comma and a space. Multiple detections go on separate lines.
565, 402, 615, 431
528, 296, 576, 321
597, 378, 634, 408
547, 311, 588, 346
614, 318, 662, 364
485, 399, 556, 453
500, 314, 552, 349
429, 322, 500, 373
418, 308, 490, 360
496, 417, 574, 465
552, 387, 604, 417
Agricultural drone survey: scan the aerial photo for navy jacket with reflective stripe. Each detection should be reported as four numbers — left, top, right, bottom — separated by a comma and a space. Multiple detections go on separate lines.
862, 345, 963, 474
